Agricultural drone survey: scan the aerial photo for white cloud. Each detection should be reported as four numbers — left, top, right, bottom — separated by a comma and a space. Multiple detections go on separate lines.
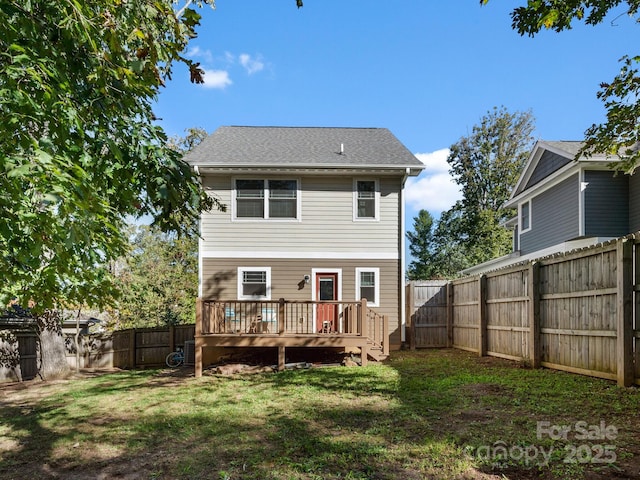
201, 69, 232, 89
239, 53, 265, 75
185, 50, 267, 89
405, 148, 462, 215
187, 46, 214, 64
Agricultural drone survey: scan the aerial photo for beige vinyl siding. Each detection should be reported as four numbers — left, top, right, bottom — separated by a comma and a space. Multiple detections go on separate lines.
200, 174, 401, 256
202, 257, 402, 347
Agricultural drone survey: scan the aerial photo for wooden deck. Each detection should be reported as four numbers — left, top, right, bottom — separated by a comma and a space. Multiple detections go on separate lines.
195, 298, 389, 376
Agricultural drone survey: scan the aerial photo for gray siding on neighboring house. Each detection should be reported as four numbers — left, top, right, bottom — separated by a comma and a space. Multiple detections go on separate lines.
520, 150, 572, 194
520, 174, 580, 255
584, 170, 629, 237
629, 172, 640, 233
202, 257, 402, 346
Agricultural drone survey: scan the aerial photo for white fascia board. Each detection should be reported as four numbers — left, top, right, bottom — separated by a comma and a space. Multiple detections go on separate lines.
509, 141, 547, 200
196, 166, 421, 176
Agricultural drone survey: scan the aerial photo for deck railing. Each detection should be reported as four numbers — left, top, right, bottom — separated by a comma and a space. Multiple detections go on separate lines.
197, 298, 388, 353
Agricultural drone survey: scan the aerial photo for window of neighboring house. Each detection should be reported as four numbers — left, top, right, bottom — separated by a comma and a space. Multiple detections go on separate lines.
355, 268, 379, 307
234, 179, 299, 219
354, 179, 378, 220
520, 201, 531, 232
238, 267, 271, 300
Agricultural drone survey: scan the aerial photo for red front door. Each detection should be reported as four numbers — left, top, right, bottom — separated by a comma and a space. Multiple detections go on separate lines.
316, 273, 338, 332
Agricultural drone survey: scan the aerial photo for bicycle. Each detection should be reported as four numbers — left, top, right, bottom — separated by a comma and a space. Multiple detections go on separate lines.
166, 347, 184, 368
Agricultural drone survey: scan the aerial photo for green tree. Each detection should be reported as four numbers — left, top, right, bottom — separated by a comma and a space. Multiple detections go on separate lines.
110, 127, 209, 329
112, 225, 198, 329
0, 1, 225, 312
426, 208, 471, 278
406, 210, 436, 280
428, 107, 535, 276
168, 127, 209, 155
481, 0, 640, 172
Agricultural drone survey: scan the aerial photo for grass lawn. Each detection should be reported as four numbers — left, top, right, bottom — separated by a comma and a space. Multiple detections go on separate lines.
1, 349, 639, 479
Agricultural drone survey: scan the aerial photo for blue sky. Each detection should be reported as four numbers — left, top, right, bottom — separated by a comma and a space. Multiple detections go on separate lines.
156, 0, 637, 226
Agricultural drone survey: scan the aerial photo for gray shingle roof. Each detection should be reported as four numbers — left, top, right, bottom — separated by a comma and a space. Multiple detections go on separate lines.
183, 126, 425, 170
543, 140, 585, 157
542, 140, 613, 160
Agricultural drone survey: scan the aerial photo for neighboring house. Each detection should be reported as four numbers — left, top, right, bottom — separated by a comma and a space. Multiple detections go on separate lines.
61, 316, 105, 336
464, 140, 639, 275
184, 126, 424, 372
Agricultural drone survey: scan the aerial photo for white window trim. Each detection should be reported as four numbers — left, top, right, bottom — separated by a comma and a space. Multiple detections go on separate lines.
353, 178, 380, 221
519, 200, 531, 234
231, 178, 301, 222
355, 267, 380, 307
237, 267, 271, 300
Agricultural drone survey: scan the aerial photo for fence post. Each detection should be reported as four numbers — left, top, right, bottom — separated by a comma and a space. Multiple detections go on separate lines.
478, 275, 487, 357
447, 282, 453, 348
169, 325, 175, 354
128, 329, 136, 369
617, 239, 633, 387
195, 297, 203, 378
406, 283, 415, 350
528, 262, 541, 368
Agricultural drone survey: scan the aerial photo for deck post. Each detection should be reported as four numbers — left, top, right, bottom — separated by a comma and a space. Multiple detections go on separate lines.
278, 346, 285, 371
360, 298, 369, 367
278, 298, 285, 334
383, 315, 389, 356
361, 343, 368, 367
195, 297, 203, 378
360, 298, 368, 339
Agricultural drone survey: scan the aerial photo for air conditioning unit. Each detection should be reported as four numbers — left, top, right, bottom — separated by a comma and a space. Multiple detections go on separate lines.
183, 340, 195, 366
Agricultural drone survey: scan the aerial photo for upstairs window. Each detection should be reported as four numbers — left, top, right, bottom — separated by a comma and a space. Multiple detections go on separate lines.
269, 180, 297, 218
520, 201, 531, 232
234, 179, 299, 220
354, 179, 378, 220
236, 180, 264, 218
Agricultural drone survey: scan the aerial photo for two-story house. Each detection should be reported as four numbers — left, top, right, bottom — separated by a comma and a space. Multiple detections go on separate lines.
184, 126, 424, 374
464, 140, 640, 275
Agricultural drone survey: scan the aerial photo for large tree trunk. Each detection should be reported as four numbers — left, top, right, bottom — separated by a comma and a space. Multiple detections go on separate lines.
37, 310, 70, 380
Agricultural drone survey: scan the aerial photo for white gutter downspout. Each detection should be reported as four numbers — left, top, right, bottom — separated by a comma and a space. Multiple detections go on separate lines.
400, 167, 410, 343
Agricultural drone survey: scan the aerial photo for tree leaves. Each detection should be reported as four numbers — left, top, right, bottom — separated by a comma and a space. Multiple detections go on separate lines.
481, 0, 640, 172
0, 0, 216, 312
407, 108, 535, 278
110, 224, 199, 329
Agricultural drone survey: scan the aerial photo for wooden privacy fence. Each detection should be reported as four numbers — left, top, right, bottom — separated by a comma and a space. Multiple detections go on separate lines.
0, 323, 196, 382
0, 329, 38, 382
112, 324, 195, 369
406, 235, 640, 387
